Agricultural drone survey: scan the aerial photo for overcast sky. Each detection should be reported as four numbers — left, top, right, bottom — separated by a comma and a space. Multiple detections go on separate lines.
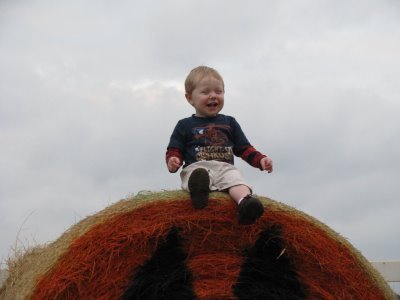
1, 0, 399, 278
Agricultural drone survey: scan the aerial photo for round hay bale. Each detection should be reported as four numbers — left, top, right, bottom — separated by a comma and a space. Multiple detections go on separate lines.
0, 190, 395, 299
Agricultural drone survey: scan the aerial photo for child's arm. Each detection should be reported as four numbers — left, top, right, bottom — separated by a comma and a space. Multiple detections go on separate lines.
167, 156, 182, 173
235, 145, 273, 172
260, 156, 273, 173
166, 148, 183, 173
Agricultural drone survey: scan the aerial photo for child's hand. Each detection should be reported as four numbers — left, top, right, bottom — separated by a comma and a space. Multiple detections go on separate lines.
167, 156, 182, 173
260, 157, 273, 173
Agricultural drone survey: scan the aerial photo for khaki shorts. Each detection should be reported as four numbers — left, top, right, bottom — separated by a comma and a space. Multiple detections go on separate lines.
180, 161, 252, 192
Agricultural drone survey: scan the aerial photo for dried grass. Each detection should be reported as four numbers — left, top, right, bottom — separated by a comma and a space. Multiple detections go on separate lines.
0, 190, 188, 299
0, 190, 395, 300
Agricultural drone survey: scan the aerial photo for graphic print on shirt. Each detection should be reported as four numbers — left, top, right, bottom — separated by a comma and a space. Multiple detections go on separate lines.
192, 124, 234, 163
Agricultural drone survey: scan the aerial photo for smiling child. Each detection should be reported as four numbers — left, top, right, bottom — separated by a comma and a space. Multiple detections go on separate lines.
166, 66, 273, 225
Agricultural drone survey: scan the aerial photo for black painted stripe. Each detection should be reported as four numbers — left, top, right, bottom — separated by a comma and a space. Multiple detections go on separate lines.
245, 151, 258, 164
121, 227, 197, 300
233, 225, 307, 300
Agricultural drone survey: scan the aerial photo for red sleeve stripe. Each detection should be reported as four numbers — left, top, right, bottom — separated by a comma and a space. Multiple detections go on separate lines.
240, 146, 267, 170
166, 148, 183, 163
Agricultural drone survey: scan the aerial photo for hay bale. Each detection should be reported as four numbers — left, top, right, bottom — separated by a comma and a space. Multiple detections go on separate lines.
0, 270, 8, 288
0, 190, 396, 299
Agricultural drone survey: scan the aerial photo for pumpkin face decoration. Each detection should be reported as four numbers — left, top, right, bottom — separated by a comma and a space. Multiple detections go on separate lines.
1, 191, 394, 299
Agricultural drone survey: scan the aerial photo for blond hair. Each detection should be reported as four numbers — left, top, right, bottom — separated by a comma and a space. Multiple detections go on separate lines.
184, 66, 224, 94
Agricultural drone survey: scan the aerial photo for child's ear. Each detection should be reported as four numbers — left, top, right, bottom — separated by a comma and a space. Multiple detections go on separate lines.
185, 93, 193, 105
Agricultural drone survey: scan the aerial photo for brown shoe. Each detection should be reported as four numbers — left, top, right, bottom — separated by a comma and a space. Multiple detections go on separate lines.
237, 195, 264, 225
188, 168, 210, 209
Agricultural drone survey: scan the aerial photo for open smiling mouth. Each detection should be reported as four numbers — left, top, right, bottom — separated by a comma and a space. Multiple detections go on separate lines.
207, 103, 218, 108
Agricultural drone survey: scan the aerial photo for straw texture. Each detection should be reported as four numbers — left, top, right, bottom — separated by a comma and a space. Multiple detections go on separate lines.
0, 190, 395, 299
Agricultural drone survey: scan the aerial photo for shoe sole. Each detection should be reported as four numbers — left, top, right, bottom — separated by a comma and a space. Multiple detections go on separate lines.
188, 168, 210, 209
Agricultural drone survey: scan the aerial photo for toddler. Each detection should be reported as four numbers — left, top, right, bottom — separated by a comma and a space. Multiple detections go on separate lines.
166, 66, 273, 224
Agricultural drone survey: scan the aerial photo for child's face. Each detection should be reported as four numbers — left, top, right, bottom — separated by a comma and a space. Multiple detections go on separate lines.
186, 76, 225, 118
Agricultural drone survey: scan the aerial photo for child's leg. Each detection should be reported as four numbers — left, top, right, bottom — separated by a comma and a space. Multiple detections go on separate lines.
229, 184, 264, 225
228, 184, 252, 204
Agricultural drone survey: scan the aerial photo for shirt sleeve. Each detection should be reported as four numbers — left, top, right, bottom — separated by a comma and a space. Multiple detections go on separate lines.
235, 145, 267, 170
165, 147, 184, 164
230, 117, 267, 170
167, 120, 186, 149
166, 121, 186, 171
